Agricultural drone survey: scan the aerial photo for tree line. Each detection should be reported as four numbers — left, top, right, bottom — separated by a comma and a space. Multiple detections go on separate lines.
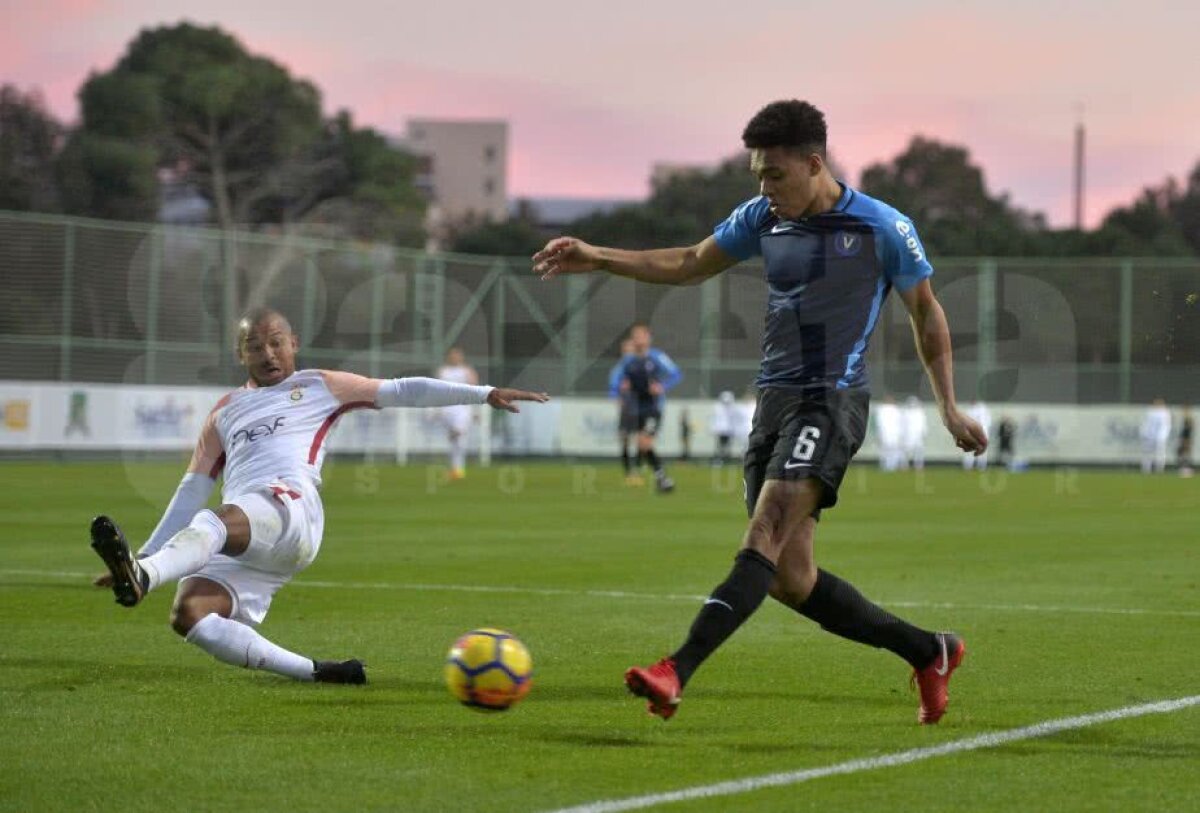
1, 24, 425, 245
451, 140, 1200, 258
2, 22, 1199, 258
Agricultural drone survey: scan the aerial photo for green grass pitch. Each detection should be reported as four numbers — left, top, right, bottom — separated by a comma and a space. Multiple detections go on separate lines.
1, 460, 1197, 812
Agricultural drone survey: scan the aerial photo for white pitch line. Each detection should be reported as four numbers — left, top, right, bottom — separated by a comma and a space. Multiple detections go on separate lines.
2, 568, 1199, 618
541, 695, 1200, 813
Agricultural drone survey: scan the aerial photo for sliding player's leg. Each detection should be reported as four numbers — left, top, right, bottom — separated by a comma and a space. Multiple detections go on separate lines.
90, 506, 251, 607
173, 567, 362, 684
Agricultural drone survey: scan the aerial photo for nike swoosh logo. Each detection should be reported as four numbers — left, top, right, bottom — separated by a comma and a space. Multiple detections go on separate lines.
933, 634, 950, 676
770, 223, 794, 234
704, 598, 733, 611
783, 460, 812, 470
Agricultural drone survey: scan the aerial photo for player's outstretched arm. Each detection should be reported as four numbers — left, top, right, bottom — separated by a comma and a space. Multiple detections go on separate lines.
532, 235, 735, 286
369, 374, 548, 412
485, 388, 550, 413
899, 280, 988, 455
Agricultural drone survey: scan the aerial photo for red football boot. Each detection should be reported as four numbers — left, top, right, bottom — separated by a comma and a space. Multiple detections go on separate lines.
912, 632, 965, 724
624, 658, 682, 720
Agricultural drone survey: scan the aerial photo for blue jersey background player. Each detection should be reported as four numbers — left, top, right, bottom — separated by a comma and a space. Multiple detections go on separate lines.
616, 323, 682, 492
607, 337, 640, 483
533, 99, 986, 724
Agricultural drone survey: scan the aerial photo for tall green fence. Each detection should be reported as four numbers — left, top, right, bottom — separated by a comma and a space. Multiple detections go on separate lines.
1, 210, 1198, 404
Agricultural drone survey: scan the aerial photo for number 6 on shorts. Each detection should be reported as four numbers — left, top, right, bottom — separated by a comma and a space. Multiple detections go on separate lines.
791, 426, 821, 462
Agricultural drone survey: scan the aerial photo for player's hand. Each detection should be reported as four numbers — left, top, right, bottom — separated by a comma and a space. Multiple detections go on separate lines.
943, 408, 988, 455
486, 388, 550, 413
649, 381, 664, 396
92, 572, 113, 588
619, 380, 630, 393
532, 237, 602, 280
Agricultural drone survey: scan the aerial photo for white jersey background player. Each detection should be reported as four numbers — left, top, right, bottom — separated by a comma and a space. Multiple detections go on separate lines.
1140, 397, 1171, 474
709, 391, 739, 465
874, 396, 904, 472
91, 308, 548, 684
436, 347, 479, 479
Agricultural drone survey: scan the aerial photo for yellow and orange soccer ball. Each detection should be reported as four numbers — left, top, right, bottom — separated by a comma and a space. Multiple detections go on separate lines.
444, 628, 533, 711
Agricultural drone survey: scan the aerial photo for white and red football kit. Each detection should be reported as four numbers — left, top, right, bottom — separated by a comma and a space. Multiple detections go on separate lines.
138, 370, 491, 625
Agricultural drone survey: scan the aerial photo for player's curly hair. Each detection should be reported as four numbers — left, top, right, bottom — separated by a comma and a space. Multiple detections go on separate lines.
742, 100, 827, 156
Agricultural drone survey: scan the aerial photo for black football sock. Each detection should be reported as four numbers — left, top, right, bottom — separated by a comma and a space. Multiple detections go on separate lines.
671, 549, 776, 687
621, 446, 632, 474
645, 449, 664, 475
796, 569, 939, 669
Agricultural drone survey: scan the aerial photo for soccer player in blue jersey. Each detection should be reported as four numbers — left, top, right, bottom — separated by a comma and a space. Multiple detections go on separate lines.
617, 323, 683, 493
608, 336, 642, 485
533, 100, 987, 724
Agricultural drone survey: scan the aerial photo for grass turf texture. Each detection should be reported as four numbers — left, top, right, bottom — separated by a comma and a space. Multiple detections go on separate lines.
1, 460, 1196, 812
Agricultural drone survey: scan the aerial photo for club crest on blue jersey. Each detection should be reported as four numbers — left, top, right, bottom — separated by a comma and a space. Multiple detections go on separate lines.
833, 231, 861, 257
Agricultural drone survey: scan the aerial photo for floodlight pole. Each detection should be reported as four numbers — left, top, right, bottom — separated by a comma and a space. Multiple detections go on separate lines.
1073, 115, 1086, 230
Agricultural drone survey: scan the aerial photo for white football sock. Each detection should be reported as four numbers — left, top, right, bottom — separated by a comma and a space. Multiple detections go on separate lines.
186, 613, 314, 681
139, 509, 228, 591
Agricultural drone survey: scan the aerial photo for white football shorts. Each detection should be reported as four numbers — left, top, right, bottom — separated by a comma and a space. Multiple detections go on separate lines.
181, 481, 322, 626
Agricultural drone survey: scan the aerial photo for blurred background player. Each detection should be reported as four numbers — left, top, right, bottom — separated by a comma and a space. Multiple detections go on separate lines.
1140, 397, 1171, 474
737, 388, 757, 456
436, 347, 479, 480
1177, 406, 1194, 477
710, 391, 738, 466
608, 336, 640, 484
90, 308, 547, 684
997, 415, 1017, 470
963, 399, 993, 470
874, 395, 903, 471
679, 408, 694, 462
901, 395, 928, 470
617, 323, 682, 493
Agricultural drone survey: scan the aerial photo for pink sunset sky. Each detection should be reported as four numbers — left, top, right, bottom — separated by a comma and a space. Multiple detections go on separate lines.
5, 0, 1199, 227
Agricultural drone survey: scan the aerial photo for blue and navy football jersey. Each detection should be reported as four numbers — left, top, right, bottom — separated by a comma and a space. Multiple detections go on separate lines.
714, 183, 933, 392
608, 353, 636, 414
619, 348, 682, 412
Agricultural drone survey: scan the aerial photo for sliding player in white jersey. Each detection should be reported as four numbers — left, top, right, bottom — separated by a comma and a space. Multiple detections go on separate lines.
436, 347, 480, 480
90, 308, 548, 684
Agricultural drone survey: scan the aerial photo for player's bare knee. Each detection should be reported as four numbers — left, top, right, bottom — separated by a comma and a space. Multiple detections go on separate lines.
789, 565, 818, 602
744, 500, 786, 557
170, 600, 206, 636
768, 563, 817, 607
743, 515, 775, 551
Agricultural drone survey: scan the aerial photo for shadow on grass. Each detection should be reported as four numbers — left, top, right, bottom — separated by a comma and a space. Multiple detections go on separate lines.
993, 726, 1200, 761
0, 655, 202, 688
695, 687, 902, 709
0, 581, 94, 592
529, 731, 664, 748
998, 741, 1200, 760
